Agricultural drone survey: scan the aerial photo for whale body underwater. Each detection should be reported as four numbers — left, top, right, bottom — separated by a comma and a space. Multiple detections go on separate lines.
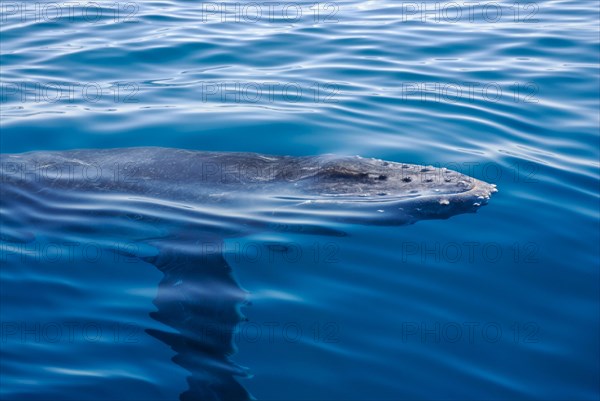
1, 147, 497, 227
0, 147, 497, 400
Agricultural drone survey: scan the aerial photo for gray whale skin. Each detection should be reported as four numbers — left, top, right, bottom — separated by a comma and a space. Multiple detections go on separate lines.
1, 146, 497, 226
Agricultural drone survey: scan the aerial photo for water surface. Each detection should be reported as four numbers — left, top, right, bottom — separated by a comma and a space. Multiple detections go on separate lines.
1, 0, 599, 400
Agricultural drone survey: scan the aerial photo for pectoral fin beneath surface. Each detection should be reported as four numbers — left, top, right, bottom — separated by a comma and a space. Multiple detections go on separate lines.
141, 237, 252, 401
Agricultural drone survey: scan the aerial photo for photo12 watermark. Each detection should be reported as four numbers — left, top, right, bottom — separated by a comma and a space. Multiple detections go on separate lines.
399, 2, 539, 23
1, 321, 142, 344
400, 321, 540, 344
397, 241, 540, 264
1, 81, 139, 104
237, 321, 341, 344
195, 81, 340, 104
399, 81, 539, 104
198, 2, 339, 24
1, 2, 140, 23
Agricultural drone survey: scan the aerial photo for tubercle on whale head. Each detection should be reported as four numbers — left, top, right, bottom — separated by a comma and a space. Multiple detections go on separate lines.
401, 177, 498, 222
292, 183, 497, 226
279, 157, 499, 226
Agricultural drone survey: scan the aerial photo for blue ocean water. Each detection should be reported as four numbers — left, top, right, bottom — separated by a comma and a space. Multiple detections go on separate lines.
1, 0, 599, 400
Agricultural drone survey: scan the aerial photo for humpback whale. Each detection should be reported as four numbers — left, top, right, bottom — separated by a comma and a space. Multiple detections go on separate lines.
0, 147, 497, 400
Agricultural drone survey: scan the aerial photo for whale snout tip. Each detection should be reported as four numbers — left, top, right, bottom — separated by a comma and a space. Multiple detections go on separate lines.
478, 181, 499, 197
468, 180, 498, 208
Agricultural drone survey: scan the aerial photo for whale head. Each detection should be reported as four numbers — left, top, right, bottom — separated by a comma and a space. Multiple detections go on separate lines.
273, 156, 498, 226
